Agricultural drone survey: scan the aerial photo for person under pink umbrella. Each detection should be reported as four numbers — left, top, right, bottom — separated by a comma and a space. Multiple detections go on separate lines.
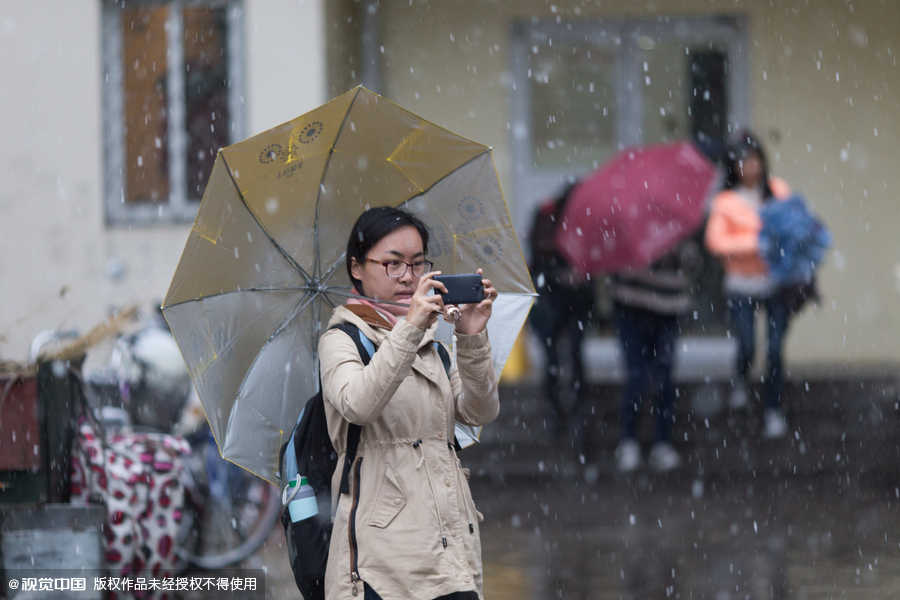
556, 141, 714, 276
555, 141, 716, 472
609, 240, 702, 472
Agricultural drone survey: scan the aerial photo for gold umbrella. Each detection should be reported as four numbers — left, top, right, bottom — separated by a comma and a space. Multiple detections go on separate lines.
162, 87, 535, 483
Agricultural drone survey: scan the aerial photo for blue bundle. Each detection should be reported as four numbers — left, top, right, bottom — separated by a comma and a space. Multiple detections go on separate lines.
759, 195, 832, 285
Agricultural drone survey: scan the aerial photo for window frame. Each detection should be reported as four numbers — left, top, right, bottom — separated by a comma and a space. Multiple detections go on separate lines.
509, 16, 749, 334
508, 15, 749, 238
101, 0, 245, 226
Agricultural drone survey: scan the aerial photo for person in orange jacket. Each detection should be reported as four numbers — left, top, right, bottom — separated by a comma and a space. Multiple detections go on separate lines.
705, 131, 792, 439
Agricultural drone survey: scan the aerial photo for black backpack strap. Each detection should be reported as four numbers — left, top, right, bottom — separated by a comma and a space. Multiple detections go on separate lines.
434, 342, 464, 452
435, 342, 451, 378
329, 322, 371, 495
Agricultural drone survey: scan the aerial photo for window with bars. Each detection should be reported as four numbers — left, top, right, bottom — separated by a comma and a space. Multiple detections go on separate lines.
102, 0, 244, 224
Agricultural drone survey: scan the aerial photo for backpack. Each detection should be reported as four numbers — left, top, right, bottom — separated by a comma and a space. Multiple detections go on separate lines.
279, 322, 452, 600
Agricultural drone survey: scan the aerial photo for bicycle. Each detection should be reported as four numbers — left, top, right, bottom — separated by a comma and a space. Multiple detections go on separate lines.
175, 407, 282, 569
36, 325, 281, 572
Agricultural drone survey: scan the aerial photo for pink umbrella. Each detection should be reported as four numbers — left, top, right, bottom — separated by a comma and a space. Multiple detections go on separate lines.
555, 141, 717, 274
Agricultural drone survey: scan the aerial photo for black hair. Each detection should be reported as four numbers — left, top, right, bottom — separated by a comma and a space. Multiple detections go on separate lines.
723, 129, 774, 200
553, 181, 578, 220
346, 206, 430, 296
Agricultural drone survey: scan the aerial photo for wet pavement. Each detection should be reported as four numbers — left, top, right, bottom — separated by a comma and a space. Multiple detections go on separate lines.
245, 377, 900, 599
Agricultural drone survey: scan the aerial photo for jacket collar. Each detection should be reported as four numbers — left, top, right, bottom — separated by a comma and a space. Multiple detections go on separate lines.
343, 304, 394, 331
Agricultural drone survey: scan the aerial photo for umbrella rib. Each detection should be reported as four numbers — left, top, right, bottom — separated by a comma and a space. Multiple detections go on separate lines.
320, 293, 337, 310
219, 153, 315, 285
314, 87, 363, 279
320, 251, 347, 286
269, 292, 317, 342
159, 286, 315, 310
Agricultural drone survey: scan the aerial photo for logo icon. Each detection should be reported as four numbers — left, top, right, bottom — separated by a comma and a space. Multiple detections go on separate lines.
467, 233, 503, 265
298, 121, 324, 144
259, 144, 285, 164
458, 196, 484, 222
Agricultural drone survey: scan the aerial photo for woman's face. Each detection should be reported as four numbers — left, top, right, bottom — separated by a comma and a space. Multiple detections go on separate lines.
736, 149, 764, 188
350, 225, 425, 303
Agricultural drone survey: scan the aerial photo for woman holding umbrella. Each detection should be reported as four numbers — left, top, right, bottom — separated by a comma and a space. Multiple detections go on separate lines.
705, 131, 792, 439
317, 206, 499, 600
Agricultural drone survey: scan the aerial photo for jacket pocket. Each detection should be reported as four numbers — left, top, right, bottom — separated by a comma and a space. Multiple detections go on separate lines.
367, 465, 407, 528
458, 467, 484, 523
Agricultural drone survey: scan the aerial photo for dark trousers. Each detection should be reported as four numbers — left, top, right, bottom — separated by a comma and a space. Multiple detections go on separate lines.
614, 305, 679, 444
727, 293, 790, 410
365, 583, 477, 600
529, 292, 588, 424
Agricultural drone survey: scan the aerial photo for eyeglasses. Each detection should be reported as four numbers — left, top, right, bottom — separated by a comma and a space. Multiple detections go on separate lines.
365, 258, 433, 278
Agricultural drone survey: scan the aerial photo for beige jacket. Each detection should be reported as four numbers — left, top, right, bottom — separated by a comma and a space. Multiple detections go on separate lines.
318, 305, 499, 600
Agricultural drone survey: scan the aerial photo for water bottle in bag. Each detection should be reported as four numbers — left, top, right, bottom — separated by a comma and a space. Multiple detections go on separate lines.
284, 475, 318, 522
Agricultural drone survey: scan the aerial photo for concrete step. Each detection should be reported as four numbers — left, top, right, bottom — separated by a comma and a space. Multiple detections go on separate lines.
533, 335, 899, 385
580, 336, 736, 383
462, 378, 900, 484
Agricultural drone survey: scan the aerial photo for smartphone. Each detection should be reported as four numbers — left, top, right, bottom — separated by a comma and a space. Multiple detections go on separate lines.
433, 273, 484, 305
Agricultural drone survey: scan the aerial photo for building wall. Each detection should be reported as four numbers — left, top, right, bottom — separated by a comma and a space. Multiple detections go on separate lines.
0, 0, 327, 362
326, 0, 900, 367
3, 1, 895, 369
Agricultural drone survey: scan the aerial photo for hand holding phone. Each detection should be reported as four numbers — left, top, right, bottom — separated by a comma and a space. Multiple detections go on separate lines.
440, 269, 497, 335
433, 273, 484, 305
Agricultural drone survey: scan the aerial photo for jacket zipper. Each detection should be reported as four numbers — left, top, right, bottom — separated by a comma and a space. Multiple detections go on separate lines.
349, 457, 363, 596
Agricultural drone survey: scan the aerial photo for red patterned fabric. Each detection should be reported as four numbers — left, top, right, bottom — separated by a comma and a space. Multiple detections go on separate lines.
70, 418, 191, 600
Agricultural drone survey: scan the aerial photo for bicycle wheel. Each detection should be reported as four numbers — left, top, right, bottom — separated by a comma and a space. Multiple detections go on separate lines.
177, 428, 282, 569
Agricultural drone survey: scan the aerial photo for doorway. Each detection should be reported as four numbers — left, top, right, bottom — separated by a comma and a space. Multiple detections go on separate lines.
510, 16, 749, 333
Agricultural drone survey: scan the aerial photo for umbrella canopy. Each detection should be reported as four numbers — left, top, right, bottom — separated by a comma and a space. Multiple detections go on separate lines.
555, 141, 717, 274
162, 87, 535, 483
